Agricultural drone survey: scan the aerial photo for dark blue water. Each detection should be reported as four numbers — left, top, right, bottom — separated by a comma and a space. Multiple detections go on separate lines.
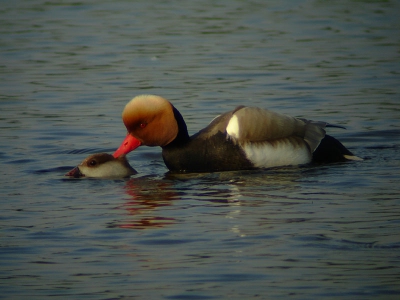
1, 1, 400, 299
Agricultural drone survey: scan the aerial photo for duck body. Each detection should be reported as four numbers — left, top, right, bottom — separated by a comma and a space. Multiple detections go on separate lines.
66, 153, 137, 178
113, 95, 360, 173
162, 130, 254, 172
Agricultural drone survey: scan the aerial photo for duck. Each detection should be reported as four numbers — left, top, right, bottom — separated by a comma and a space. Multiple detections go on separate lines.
113, 95, 361, 173
65, 153, 137, 178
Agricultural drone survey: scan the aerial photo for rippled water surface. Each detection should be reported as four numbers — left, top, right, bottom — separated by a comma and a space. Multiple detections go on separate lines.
1, 0, 400, 299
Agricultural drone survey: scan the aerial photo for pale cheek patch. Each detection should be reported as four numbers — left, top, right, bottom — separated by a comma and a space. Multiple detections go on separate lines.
242, 140, 312, 168
78, 165, 107, 178
79, 161, 131, 178
226, 115, 240, 139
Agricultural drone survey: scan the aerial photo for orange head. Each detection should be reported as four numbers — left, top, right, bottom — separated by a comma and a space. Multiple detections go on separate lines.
113, 95, 179, 157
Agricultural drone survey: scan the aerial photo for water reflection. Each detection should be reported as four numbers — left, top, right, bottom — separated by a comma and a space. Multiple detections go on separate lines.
108, 177, 179, 229
111, 167, 313, 233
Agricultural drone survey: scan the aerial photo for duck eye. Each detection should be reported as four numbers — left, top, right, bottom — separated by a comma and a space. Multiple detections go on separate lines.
140, 123, 147, 129
89, 160, 97, 166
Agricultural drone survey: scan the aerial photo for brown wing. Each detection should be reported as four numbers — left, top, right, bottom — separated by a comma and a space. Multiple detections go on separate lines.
195, 106, 326, 153
228, 107, 327, 152
194, 110, 236, 138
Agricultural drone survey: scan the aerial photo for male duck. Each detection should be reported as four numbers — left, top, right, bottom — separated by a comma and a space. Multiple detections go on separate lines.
113, 95, 361, 173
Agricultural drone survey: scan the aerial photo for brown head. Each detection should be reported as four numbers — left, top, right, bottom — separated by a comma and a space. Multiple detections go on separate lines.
122, 95, 179, 146
65, 153, 137, 178
114, 95, 179, 158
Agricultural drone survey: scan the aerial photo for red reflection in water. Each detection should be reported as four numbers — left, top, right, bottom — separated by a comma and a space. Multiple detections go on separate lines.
111, 178, 179, 229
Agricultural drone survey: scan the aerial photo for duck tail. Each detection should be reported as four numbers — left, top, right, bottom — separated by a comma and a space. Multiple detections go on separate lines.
312, 135, 363, 163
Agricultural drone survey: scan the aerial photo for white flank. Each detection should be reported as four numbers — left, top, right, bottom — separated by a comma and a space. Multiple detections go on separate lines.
226, 115, 240, 139
242, 141, 312, 168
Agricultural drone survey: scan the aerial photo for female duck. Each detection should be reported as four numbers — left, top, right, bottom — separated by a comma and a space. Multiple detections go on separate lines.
113, 95, 360, 173
66, 153, 137, 178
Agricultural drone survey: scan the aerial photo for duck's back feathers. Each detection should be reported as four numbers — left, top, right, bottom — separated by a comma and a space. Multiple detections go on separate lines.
224, 106, 326, 152
194, 110, 235, 139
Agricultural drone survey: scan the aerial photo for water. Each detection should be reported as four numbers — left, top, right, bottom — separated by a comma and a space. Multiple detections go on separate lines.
1, 0, 400, 299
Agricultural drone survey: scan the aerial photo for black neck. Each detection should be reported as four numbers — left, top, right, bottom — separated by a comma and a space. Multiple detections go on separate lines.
164, 105, 190, 148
